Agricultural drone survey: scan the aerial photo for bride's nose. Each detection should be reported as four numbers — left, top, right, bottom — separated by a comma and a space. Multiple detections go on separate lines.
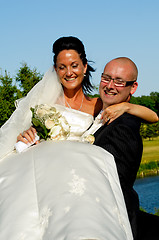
66, 66, 72, 76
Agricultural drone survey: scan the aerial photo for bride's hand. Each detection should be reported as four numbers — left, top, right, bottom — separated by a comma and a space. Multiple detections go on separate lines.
101, 102, 129, 124
17, 126, 40, 144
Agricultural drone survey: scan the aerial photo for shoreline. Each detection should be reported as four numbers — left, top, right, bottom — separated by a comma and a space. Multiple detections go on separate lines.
137, 163, 159, 178
137, 170, 159, 178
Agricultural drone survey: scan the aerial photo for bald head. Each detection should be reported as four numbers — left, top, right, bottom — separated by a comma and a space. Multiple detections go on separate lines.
106, 57, 138, 81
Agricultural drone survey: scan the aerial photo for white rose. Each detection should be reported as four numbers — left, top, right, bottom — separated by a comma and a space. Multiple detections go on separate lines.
36, 108, 49, 118
83, 135, 95, 144
49, 125, 61, 139
57, 136, 66, 141
36, 104, 54, 118
45, 119, 55, 129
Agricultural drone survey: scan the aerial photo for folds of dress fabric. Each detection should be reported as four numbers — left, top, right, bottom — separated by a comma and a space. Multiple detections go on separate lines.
0, 141, 133, 240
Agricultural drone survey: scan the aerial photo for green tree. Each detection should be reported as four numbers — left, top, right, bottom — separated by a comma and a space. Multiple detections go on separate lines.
0, 64, 43, 127
15, 63, 43, 96
140, 123, 158, 140
130, 95, 156, 112
131, 93, 159, 139
150, 92, 159, 115
0, 71, 20, 127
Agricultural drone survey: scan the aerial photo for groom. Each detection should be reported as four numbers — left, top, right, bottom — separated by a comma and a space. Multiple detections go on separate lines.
94, 57, 159, 240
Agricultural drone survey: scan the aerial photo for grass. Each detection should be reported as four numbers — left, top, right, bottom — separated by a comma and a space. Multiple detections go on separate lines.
142, 137, 159, 163
137, 137, 159, 178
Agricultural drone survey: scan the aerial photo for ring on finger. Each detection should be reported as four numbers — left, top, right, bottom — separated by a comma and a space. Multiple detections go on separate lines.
21, 132, 25, 137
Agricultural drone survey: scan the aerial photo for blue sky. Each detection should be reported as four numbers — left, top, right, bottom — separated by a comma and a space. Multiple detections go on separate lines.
0, 0, 159, 97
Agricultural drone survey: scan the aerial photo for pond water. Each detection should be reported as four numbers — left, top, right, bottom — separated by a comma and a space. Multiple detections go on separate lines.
134, 175, 159, 214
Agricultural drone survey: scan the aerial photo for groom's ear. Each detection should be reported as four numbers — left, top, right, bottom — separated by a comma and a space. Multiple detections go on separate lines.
130, 81, 138, 95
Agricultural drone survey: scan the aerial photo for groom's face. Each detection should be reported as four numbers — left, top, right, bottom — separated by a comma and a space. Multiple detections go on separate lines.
99, 60, 138, 109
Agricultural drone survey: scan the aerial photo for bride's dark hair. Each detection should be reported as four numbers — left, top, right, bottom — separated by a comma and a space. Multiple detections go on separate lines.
52, 36, 95, 94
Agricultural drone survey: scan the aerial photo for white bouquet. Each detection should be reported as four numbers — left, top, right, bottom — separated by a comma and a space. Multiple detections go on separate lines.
15, 103, 96, 153
31, 104, 70, 141
15, 104, 70, 153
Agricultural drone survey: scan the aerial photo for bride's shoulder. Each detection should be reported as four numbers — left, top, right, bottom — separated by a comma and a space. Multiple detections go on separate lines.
85, 96, 103, 117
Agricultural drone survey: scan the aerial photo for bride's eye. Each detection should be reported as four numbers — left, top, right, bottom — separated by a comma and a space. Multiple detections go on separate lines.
72, 64, 78, 68
58, 65, 65, 70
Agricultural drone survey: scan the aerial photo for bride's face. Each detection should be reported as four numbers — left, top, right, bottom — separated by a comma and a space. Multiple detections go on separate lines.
55, 49, 87, 91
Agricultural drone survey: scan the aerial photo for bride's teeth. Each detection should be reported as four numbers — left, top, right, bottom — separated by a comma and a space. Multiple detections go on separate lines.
65, 78, 75, 81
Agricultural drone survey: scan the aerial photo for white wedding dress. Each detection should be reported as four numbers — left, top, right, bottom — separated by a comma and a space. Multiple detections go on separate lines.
0, 68, 133, 240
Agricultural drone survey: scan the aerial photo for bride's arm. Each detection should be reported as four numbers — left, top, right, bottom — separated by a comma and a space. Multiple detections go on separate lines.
102, 102, 158, 124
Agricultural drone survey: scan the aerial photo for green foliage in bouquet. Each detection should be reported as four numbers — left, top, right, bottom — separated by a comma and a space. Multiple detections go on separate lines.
31, 107, 49, 140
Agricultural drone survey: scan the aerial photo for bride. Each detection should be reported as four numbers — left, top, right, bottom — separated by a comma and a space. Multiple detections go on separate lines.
0, 36, 158, 240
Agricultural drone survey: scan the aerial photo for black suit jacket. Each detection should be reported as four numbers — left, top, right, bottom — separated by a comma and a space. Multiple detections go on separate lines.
94, 113, 143, 240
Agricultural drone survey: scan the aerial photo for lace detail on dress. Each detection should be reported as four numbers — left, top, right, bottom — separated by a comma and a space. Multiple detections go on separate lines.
39, 207, 52, 238
95, 197, 100, 203
68, 169, 86, 196
16, 207, 52, 240
64, 206, 71, 214
113, 206, 126, 232
17, 232, 27, 240
0, 177, 6, 184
